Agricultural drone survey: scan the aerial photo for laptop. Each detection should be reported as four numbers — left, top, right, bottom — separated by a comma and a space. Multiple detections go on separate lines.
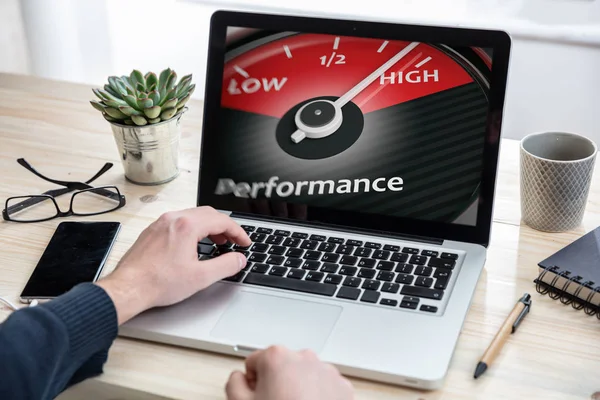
119, 10, 511, 390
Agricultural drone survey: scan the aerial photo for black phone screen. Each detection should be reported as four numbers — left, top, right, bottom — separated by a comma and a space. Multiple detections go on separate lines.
20, 221, 121, 299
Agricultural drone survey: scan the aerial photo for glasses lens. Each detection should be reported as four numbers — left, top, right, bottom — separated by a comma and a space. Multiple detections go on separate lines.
5, 196, 58, 222
72, 187, 121, 215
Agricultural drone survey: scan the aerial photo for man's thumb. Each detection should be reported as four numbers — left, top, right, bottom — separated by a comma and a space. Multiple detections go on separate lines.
225, 370, 254, 400
199, 252, 246, 285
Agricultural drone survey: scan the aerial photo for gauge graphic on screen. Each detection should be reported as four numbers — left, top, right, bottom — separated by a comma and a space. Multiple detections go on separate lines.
218, 30, 492, 224
221, 31, 491, 161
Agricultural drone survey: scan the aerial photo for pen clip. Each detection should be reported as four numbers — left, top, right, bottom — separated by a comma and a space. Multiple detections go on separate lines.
512, 293, 532, 333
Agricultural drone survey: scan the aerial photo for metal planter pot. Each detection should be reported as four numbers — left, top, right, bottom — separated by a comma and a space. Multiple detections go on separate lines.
108, 108, 186, 185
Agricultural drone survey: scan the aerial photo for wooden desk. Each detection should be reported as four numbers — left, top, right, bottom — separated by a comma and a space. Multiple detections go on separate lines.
1, 73, 599, 400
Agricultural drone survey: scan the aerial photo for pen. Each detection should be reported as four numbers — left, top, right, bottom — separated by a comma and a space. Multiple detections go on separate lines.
474, 293, 532, 379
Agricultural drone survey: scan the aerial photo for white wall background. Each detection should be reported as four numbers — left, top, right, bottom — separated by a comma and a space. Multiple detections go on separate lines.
0, 0, 30, 75
1, 0, 600, 141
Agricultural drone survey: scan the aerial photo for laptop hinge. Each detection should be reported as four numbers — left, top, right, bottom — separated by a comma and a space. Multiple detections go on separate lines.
230, 212, 443, 245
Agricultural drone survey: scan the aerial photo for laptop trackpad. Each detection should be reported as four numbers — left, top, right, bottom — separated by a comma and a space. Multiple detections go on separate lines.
210, 291, 342, 352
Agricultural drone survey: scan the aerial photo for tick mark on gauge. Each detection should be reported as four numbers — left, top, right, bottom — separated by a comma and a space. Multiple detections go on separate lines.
283, 45, 292, 58
333, 37, 340, 50
233, 65, 249, 78
377, 41, 389, 53
415, 56, 432, 68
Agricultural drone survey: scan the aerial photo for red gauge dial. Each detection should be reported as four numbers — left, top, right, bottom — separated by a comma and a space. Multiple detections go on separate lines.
212, 31, 492, 225
222, 34, 478, 118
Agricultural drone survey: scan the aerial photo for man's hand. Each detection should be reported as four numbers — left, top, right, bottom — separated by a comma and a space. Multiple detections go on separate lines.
226, 346, 354, 400
96, 206, 251, 325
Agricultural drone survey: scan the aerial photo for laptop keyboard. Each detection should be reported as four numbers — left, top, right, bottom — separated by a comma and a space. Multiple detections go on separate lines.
198, 224, 460, 314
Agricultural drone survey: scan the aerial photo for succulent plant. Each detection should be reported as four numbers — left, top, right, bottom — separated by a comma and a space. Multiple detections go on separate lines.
90, 68, 194, 126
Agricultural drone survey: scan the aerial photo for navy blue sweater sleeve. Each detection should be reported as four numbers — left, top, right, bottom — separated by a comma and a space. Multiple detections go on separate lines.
0, 283, 118, 400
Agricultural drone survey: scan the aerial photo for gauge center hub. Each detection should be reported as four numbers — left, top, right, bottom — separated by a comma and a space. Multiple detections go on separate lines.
276, 96, 364, 160
299, 100, 335, 127
294, 99, 343, 142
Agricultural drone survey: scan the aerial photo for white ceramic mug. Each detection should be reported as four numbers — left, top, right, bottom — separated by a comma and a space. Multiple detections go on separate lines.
520, 132, 597, 232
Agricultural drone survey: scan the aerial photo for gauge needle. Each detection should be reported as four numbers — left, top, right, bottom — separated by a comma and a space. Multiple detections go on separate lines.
291, 41, 420, 143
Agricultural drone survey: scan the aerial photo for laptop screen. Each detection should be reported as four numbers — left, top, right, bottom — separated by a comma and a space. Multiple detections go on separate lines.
198, 17, 507, 242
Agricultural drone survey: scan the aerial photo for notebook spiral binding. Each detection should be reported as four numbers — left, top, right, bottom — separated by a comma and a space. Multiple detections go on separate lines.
534, 265, 600, 319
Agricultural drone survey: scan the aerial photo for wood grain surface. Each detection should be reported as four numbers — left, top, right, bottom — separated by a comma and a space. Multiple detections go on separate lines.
1, 73, 599, 400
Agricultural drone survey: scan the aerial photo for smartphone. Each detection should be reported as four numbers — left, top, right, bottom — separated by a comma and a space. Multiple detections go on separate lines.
20, 221, 121, 303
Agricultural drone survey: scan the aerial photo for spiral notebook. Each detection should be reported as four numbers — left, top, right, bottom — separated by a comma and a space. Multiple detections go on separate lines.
534, 227, 600, 319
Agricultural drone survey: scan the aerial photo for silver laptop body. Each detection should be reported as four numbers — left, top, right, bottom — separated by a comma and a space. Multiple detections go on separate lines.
120, 10, 511, 390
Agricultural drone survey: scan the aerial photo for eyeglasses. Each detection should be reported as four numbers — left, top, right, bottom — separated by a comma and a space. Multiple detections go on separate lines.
2, 158, 126, 223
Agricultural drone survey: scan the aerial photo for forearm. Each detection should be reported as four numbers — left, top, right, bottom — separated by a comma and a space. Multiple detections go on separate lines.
0, 283, 118, 400
96, 270, 151, 325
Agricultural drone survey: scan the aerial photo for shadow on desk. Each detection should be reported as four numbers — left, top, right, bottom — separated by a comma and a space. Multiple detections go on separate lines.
58, 379, 172, 400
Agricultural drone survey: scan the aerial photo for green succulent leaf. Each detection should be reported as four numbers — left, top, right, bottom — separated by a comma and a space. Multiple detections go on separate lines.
158, 68, 171, 90
176, 93, 191, 109
148, 90, 160, 105
159, 86, 167, 104
104, 84, 121, 99
135, 82, 145, 93
160, 107, 177, 120
96, 89, 112, 100
126, 86, 135, 96
116, 79, 128, 96
148, 117, 161, 124
145, 72, 158, 90
108, 76, 127, 96
147, 83, 156, 92
123, 94, 139, 109
143, 105, 161, 119
124, 119, 135, 125
99, 90, 127, 105
105, 107, 127, 119
90, 100, 106, 112
178, 73, 192, 86
175, 76, 191, 97
137, 97, 153, 109
178, 84, 195, 101
130, 69, 145, 89
92, 88, 105, 100
120, 75, 133, 90
131, 115, 148, 126
160, 88, 177, 106
162, 98, 177, 110
105, 99, 124, 108
118, 105, 142, 116
166, 71, 177, 91
103, 113, 118, 122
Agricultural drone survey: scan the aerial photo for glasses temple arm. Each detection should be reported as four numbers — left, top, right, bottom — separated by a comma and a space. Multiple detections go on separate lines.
17, 159, 114, 188
80, 186, 125, 202
17, 158, 70, 187
86, 163, 114, 183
